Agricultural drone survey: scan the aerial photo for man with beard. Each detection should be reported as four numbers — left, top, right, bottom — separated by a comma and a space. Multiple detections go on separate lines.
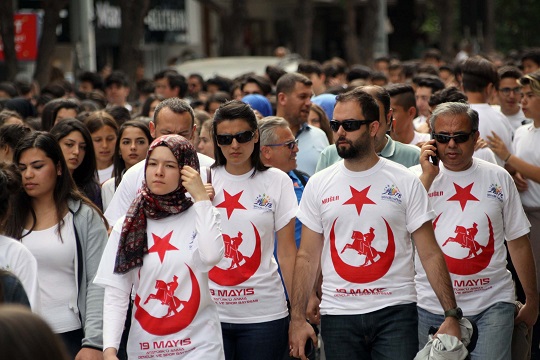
276, 73, 329, 176
288, 87, 460, 359
315, 85, 420, 172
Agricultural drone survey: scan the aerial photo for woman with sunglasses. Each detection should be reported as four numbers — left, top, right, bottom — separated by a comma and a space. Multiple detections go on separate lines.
5, 132, 108, 359
209, 100, 298, 360
95, 135, 225, 360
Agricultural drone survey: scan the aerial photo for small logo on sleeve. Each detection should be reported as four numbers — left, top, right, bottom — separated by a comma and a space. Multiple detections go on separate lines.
381, 184, 402, 204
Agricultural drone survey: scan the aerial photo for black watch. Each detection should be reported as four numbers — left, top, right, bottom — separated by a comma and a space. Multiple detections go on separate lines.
444, 307, 463, 320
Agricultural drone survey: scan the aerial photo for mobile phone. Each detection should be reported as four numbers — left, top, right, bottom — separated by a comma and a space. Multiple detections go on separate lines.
304, 338, 314, 358
430, 133, 439, 166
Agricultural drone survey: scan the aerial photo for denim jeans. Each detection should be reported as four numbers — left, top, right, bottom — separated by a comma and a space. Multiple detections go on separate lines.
321, 303, 418, 360
417, 302, 514, 360
221, 317, 289, 360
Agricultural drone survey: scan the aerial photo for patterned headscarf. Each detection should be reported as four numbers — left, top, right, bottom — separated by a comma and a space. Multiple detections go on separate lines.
114, 135, 200, 274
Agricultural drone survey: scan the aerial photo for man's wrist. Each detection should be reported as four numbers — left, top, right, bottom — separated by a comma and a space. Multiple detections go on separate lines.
444, 306, 463, 320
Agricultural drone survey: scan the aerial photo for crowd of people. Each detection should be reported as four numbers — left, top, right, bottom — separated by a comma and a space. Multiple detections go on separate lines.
0, 46, 539, 360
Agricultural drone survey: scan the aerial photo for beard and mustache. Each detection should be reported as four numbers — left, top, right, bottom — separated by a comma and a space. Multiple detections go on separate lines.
336, 130, 372, 160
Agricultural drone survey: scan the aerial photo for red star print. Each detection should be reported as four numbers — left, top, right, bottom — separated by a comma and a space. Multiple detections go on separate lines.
148, 231, 178, 263
216, 190, 247, 219
343, 185, 376, 215
447, 182, 479, 211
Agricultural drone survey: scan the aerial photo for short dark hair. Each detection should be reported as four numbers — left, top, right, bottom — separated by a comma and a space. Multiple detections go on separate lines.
205, 91, 230, 113
385, 83, 416, 110
212, 100, 268, 176
153, 97, 195, 129
276, 73, 312, 96
78, 71, 104, 92
521, 48, 540, 67
265, 65, 287, 86
498, 65, 523, 81
298, 61, 323, 76
429, 87, 468, 108
413, 74, 445, 93
206, 76, 233, 93
0, 82, 18, 98
347, 65, 372, 82
336, 87, 380, 122
461, 56, 499, 92
241, 75, 272, 96
105, 71, 129, 88
154, 70, 188, 98
104, 106, 132, 126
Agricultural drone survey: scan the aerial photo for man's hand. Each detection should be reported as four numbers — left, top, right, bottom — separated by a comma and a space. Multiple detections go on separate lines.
306, 292, 321, 325
435, 317, 461, 339
515, 302, 539, 328
289, 319, 318, 360
418, 139, 439, 190
513, 172, 529, 192
75, 347, 104, 360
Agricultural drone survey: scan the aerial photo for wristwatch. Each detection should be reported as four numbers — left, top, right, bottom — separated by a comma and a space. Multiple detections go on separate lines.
444, 307, 463, 320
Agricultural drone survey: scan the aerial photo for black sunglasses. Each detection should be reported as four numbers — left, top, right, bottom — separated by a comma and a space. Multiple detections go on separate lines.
329, 119, 375, 132
431, 131, 476, 144
265, 139, 299, 150
216, 130, 255, 145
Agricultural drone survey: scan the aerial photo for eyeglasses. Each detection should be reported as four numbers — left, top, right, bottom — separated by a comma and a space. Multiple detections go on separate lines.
216, 130, 255, 145
329, 119, 375, 132
499, 87, 522, 95
431, 131, 476, 144
265, 139, 299, 150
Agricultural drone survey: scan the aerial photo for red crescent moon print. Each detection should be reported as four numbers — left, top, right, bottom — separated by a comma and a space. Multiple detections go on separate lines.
433, 213, 495, 276
330, 217, 395, 283
134, 265, 200, 336
208, 222, 262, 286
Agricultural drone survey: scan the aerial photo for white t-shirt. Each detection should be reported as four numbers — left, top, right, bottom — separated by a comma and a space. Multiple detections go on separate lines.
208, 167, 298, 323
95, 201, 225, 359
297, 159, 434, 315
410, 131, 430, 146
101, 177, 115, 212
501, 108, 531, 130
104, 153, 214, 227
414, 158, 530, 315
470, 103, 514, 166
513, 123, 540, 207
22, 213, 81, 333
98, 164, 114, 185
413, 115, 428, 129
0, 235, 41, 312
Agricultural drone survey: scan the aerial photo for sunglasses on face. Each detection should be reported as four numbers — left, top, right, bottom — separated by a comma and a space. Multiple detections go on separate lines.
265, 139, 299, 150
431, 130, 476, 144
215, 130, 255, 145
329, 119, 375, 132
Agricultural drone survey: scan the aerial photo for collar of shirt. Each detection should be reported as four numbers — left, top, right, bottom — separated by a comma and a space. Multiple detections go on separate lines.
378, 134, 395, 158
295, 122, 311, 138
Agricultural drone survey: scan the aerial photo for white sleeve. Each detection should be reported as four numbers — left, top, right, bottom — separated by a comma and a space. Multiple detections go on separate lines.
103, 285, 131, 351
503, 172, 531, 241
274, 172, 299, 232
10, 243, 41, 313
297, 178, 324, 234
191, 201, 224, 272
104, 162, 144, 228
405, 176, 436, 234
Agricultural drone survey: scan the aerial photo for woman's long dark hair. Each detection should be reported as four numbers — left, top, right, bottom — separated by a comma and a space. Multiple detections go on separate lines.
211, 100, 268, 177
49, 119, 101, 202
5, 132, 107, 240
113, 120, 152, 188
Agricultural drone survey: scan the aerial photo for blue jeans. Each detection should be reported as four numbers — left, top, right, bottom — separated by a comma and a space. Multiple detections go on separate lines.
321, 303, 418, 360
221, 317, 289, 360
417, 302, 514, 360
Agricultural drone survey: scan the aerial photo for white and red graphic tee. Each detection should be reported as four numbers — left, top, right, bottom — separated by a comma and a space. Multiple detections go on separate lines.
414, 158, 530, 315
297, 159, 435, 315
95, 201, 225, 359
209, 167, 298, 323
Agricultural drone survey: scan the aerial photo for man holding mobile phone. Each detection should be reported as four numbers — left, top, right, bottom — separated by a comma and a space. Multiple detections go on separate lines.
415, 102, 538, 358
289, 88, 460, 360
